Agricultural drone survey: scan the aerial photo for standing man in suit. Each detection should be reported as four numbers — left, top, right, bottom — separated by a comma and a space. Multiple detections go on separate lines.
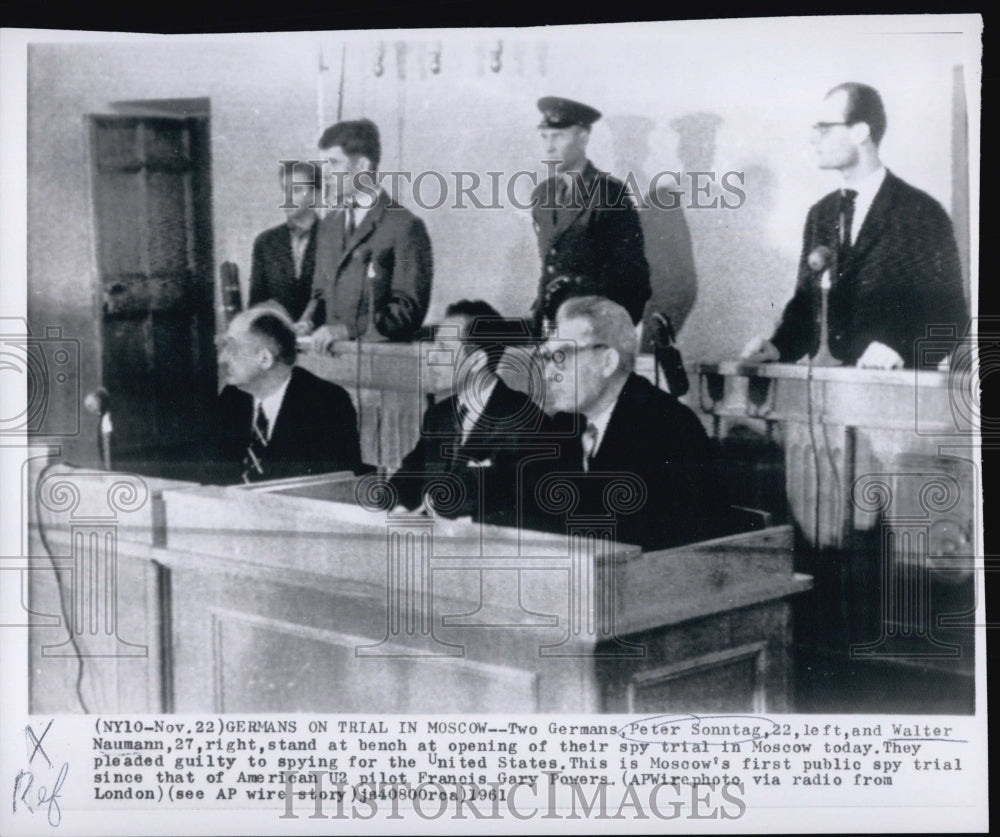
534, 296, 719, 551
297, 119, 433, 351
216, 306, 362, 484
389, 300, 550, 523
742, 82, 967, 369
529, 96, 651, 333
248, 162, 320, 321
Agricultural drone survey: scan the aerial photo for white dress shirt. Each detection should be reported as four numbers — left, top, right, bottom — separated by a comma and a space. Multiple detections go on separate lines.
842, 165, 886, 246
253, 373, 292, 441
456, 377, 498, 444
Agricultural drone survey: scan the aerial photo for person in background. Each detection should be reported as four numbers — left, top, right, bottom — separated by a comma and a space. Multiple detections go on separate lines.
529, 96, 651, 334
298, 118, 433, 352
248, 161, 320, 321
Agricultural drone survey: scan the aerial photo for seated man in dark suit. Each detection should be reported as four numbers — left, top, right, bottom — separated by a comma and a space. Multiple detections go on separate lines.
215, 306, 362, 484
388, 300, 550, 523
248, 161, 320, 321
531, 295, 720, 551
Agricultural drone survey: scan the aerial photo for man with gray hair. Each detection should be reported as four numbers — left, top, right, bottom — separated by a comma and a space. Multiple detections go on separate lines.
534, 295, 718, 550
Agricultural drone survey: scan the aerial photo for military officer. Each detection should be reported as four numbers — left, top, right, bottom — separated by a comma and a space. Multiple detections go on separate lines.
529, 96, 651, 333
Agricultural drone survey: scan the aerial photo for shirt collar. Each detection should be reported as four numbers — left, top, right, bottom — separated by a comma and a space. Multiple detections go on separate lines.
583, 375, 628, 457
287, 213, 317, 236
843, 165, 885, 204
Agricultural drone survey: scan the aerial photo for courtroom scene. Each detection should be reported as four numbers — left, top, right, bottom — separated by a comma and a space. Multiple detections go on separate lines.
22, 21, 978, 718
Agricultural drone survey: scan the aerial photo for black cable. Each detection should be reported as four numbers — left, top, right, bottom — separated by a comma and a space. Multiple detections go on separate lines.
805, 359, 823, 550
32, 460, 91, 714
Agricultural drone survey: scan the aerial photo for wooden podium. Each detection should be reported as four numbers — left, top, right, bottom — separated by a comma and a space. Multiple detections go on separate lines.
695, 360, 977, 685
28, 466, 810, 714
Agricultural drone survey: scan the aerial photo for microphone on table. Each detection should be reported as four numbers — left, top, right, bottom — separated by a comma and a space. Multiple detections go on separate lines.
83, 387, 113, 470
220, 261, 242, 326
807, 245, 839, 367
652, 313, 689, 397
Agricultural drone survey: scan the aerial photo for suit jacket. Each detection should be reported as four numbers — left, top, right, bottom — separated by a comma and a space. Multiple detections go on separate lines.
530, 160, 651, 329
388, 379, 550, 523
248, 222, 317, 321
770, 170, 967, 368
215, 366, 362, 484
310, 190, 433, 341
525, 374, 720, 551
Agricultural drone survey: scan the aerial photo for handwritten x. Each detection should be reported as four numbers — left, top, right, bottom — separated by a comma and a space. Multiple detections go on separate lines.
25, 720, 53, 768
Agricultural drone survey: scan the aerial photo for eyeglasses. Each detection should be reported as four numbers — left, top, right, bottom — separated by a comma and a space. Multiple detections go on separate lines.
810, 121, 853, 136
539, 343, 609, 369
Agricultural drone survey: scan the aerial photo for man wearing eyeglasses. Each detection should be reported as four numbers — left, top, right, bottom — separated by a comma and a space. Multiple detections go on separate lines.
742, 82, 967, 369
532, 296, 719, 551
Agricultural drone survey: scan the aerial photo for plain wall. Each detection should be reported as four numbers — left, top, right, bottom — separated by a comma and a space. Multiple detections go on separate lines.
23, 18, 980, 461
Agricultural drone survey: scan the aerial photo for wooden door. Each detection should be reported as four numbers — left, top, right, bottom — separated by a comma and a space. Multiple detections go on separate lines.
89, 116, 216, 466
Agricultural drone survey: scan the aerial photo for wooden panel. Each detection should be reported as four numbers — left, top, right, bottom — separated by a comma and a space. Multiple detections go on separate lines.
627, 642, 767, 714
26, 467, 195, 713
94, 171, 145, 275
90, 115, 217, 462
93, 119, 140, 169
146, 171, 191, 274
141, 119, 191, 168
211, 610, 538, 713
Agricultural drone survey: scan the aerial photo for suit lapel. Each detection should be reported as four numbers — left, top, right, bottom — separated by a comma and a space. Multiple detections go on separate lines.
301, 224, 318, 278
336, 192, 388, 274
552, 162, 598, 242
588, 375, 634, 468
263, 369, 300, 457
276, 225, 296, 278
845, 171, 894, 268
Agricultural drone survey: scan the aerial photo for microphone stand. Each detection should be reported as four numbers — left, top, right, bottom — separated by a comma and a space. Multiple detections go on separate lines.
812, 264, 839, 367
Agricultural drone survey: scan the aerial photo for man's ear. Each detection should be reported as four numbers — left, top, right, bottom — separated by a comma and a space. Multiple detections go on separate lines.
850, 121, 873, 145
258, 347, 276, 371
603, 347, 621, 378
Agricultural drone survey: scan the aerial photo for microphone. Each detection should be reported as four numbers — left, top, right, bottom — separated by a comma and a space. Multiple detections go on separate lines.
220, 261, 242, 325
84, 387, 113, 470
807, 245, 839, 366
807, 245, 833, 273
651, 313, 689, 397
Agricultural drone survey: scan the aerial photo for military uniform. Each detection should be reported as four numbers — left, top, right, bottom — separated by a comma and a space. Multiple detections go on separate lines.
529, 97, 651, 331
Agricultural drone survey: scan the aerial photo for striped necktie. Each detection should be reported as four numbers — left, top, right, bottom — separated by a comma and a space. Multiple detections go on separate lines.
582, 421, 599, 471
241, 403, 270, 483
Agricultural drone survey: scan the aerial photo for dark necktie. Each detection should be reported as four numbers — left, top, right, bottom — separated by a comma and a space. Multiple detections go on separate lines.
581, 421, 599, 471
553, 174, 571, 224
346, 203, 356, 237
241, 403, 270, 484
290, 229, 309, 278
456, 401, 470, 445
839, 188, 858, 250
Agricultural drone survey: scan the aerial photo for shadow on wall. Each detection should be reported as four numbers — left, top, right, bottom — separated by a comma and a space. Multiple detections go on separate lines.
606, 114, 698, 354
665, 111, 791, 362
